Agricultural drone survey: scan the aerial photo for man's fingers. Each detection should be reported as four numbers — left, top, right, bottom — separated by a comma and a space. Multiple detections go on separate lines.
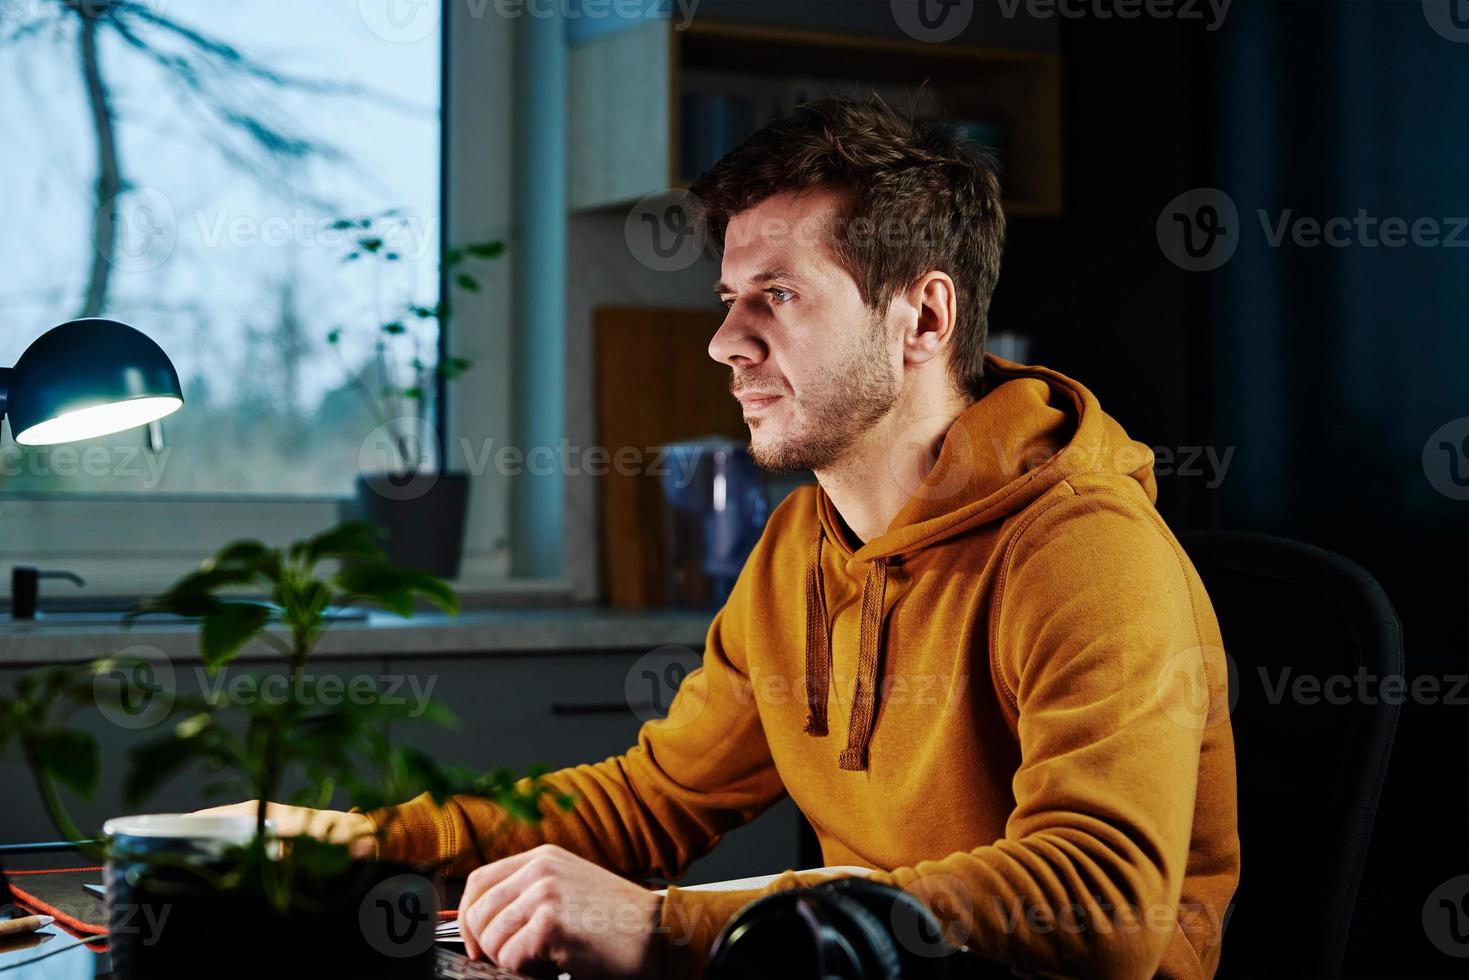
192, 801, 259, 817
461, 861, 548, 958
494, 903, 561, 975
472, 880, 557, 968
460, 920, 481, 962
459, 847, 548, 922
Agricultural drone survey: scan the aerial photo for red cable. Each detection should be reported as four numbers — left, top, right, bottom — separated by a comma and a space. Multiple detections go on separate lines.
7, 882, 108, 935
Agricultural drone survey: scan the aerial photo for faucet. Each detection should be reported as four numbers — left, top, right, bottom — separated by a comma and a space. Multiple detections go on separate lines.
10, 567, 85, 620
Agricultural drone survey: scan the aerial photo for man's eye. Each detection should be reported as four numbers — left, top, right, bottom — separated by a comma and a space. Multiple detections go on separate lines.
767, 288, 793, 303
720, 297, 734, 310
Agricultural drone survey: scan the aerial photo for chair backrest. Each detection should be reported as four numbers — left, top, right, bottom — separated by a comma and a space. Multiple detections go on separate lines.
1178, 532, 1403, 979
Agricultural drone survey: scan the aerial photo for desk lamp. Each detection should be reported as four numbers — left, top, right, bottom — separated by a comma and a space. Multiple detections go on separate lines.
0, 318, 183, 445
0, 317, 183, 922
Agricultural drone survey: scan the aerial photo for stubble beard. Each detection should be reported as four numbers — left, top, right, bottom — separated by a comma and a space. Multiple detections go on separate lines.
746, 314, 899, 473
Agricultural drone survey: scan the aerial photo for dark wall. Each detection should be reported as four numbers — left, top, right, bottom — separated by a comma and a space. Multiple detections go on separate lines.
990, 15, 1207, 530
1209, 5, 1468, 978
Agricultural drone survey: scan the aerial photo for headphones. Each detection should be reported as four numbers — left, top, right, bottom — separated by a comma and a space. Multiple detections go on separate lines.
706, 877, 1027, 980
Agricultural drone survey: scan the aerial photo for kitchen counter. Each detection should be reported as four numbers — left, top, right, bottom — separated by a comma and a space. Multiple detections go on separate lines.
0, 607, 716, 667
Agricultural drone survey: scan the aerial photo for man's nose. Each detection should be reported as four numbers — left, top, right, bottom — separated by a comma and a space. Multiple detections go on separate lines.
708, 307, 767, 367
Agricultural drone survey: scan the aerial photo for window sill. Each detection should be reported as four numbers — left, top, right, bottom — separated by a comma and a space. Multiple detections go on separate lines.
0, 606, 716, 667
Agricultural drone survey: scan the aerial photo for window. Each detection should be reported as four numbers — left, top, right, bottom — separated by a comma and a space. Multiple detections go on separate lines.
0, 0, 442, 496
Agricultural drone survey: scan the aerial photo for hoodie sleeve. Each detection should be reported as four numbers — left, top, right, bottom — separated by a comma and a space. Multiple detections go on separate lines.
363, 565, 789, 891
658, 485, 1228, 979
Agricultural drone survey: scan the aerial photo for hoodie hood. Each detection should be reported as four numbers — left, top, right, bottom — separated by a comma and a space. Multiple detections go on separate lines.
802, 354, 1159, 770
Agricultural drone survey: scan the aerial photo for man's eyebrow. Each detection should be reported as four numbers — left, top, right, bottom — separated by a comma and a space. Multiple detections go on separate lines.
713, 267, 805, 294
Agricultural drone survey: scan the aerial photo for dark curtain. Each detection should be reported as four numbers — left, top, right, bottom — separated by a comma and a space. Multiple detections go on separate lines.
1210, 2, 1468, 976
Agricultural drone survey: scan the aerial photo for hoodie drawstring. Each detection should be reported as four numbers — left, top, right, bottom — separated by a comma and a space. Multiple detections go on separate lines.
803, 525, 891, 772
838, 554, 889, 771
802, 529, 831, 736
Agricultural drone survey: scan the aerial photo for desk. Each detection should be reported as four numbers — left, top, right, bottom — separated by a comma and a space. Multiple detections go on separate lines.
0, 864, 107, 978
0, 865, 528, 980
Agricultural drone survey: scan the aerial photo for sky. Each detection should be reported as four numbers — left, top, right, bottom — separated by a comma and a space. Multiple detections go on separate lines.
0, 0, 442, 417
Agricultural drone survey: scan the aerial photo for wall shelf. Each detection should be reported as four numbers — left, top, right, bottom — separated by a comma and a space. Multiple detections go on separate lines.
569, 19, 1063, 217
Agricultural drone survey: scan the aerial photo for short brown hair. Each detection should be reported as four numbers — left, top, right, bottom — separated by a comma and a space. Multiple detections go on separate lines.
690, 94, 1006, 398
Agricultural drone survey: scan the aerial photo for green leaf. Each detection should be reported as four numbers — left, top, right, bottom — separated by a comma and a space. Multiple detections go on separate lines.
124, 731, 207, 805
358, 237, 384, 253
442, 246, 463, 266
465, 240, 505, 260
39, 729, 100, 799
132, 549, 272, 624
200, 602, 274, 673
334, 694, 459, 731
402, 387, 422, 400
333, 562, 458, 618
381, 322, 406, 335
327, 329, 342, 345
436, 357, 473, 381
208, 540, 281, 580
454, 273, 480, 293
292, 521, 386, 568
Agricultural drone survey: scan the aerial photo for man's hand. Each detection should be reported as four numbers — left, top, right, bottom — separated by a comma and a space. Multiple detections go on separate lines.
458, 843, 663, 978
192, 801, 376, 857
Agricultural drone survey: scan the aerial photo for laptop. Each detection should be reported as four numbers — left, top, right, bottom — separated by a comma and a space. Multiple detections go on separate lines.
433, 946, 543, 980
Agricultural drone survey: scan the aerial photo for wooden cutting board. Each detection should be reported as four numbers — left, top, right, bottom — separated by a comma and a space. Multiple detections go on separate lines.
594, 306, 746, 607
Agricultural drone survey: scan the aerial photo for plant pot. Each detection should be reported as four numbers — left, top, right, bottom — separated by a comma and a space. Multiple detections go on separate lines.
344, 473, 469, 579
104, 816, 439, 980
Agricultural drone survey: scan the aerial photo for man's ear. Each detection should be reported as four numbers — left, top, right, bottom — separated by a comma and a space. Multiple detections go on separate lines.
901, 271, 958, 366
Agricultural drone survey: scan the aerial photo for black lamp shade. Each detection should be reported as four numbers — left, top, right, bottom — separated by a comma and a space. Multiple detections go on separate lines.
5, 318, 184, 446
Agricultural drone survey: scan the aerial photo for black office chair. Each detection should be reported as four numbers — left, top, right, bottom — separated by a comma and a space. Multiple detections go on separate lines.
1178, 531, 1403, 979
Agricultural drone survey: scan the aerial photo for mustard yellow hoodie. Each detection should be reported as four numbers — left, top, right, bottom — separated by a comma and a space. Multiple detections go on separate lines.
368, 355, 1241, 979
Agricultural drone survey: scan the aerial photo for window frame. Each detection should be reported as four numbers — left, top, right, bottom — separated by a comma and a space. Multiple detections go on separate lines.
0, 1, 548, 602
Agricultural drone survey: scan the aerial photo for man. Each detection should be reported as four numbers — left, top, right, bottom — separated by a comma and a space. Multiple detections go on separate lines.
228, 96, 1240, 978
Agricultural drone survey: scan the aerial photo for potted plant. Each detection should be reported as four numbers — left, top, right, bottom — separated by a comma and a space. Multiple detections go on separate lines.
328, 210, 505, 578
0, 521, 570, 979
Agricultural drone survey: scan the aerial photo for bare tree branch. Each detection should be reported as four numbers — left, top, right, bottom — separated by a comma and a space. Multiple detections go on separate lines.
77, 9, 119, 318
121, 4, 430, 113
